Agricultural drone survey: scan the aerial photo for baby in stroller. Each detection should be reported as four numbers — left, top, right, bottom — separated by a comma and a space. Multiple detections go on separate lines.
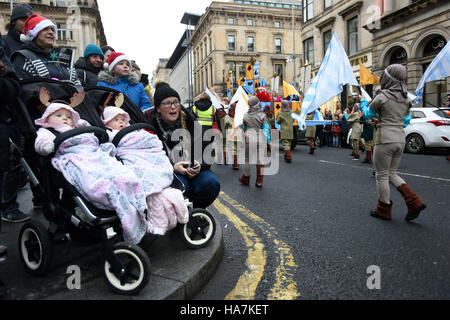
33, 88, 149, 244
101, 99, 188, 236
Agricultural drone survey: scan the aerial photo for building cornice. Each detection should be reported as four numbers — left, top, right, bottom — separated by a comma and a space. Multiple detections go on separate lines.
338, 1, 363, 17
363, 0, 440, 33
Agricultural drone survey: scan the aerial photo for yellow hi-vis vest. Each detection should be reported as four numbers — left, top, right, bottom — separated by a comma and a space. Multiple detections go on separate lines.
193, 105, 214, 126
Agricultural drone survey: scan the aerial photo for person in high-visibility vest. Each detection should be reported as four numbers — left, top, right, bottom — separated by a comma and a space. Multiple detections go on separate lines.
192, 92, 217, 130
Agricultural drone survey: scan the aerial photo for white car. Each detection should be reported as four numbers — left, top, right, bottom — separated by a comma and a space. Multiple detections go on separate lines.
404, 107, 450, 154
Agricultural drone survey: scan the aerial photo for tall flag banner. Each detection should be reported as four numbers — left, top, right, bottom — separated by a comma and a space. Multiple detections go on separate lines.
415, 40, 450, 103
254, 61, 260, 79
233, 91, 249, 131
205, 86, 223, 110
359, 60, 380, 86
246, 63, 254, 80
244, 80, 255, 95
293, 32, 358, 130
283, 81, 301, 98
230, 86, 249, 106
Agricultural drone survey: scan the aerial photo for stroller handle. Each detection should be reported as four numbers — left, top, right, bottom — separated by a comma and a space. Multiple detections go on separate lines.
54, 127, 109, 152
111, 123, 156, 147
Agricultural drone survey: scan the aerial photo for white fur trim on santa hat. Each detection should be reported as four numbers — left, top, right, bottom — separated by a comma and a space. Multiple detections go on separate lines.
20, 18, 56, 42
106, 55, 131, 73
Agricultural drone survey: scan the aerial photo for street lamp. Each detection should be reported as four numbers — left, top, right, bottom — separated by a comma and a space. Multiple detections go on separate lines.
181, 13, 201, 108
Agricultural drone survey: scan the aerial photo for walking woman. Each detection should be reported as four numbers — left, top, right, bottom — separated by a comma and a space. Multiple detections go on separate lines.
360, 64, 426, 221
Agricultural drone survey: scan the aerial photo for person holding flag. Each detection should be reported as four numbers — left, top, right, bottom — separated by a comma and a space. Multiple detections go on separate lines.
360, 64, 426, 222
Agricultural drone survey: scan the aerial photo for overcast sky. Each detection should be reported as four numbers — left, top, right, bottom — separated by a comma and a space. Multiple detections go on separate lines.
97, 0, 213, 76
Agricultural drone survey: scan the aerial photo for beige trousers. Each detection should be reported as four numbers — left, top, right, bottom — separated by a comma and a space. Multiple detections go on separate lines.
373, 143, 406, 203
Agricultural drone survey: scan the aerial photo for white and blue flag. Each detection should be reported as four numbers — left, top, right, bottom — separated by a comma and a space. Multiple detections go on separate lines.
292, 32, 358, 130
415, 41, 450, 104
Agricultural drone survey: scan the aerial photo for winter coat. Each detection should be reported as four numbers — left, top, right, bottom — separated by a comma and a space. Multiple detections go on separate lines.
0, 46, 20, 172
11, 42, 82, 89
331, 123, 342, 137
276, 111, 294, 140
1, 28, 22, 58
74, 57, 101, 88
97, 71, 152, 112
149, 105, 212, 171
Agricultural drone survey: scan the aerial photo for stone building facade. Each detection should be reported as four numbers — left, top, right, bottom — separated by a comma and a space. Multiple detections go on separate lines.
300, 0, 449, 106
0, 0, 106, 59
190, 1, 302, 98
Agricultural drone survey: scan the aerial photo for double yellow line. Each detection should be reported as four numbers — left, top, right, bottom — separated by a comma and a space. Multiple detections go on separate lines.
213, 192, 300, 300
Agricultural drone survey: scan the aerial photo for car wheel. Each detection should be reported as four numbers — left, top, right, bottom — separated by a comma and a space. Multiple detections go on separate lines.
406, 134, 425, 154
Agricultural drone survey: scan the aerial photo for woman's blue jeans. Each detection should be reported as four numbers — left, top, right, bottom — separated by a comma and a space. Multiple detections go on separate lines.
175, 170, 221, 209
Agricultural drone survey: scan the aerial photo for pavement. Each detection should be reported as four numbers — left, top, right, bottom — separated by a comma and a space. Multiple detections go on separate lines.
0, 186, 224, 300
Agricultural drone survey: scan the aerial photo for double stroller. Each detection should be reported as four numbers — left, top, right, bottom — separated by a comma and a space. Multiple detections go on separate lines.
12, 78, 216, 295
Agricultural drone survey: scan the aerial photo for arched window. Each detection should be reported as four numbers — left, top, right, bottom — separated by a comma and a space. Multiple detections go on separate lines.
423, 35, 446, 57
389, 47, 407, 65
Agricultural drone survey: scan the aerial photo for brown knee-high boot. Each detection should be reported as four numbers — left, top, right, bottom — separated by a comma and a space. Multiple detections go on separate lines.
285, 150, 292, 163
370, 201, 393, 220
363, 150, 372, 164
308, 142, 315, 154
397, 184, 426, 221
233, 154, 239, 170
255, 165, 264, 188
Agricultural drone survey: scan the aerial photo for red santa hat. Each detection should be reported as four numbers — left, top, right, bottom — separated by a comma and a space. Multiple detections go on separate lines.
20, 14, 56, 43
104, 52, 131, 73
256, 90, 272, 103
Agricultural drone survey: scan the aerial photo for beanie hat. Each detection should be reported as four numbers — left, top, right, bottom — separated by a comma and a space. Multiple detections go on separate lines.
248, 96, 261, 108
153, 82, 181, 108
102, 107, 130, 127
11, 3, 33, 23
35, 103, 81, 129
20, 14, 56, 43
104, 52, 131, 73
84, 44, 104, 59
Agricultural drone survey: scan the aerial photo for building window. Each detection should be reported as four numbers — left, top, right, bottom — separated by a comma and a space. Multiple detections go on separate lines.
323, 30, 332, 57
303, 37, 314, 65
275, 38, 282, 54
57, 23, 67, 40
347, 16, 358, 56
228, 35, 236, 51
248, 19, 253, 26
302, 0, 314, 23
228, 61, 236, 76
248, 36, 255, 52
228, 18, 234, 25
324, 0, 332, 9
274, 21, 281, 28
274, 64, 283, 86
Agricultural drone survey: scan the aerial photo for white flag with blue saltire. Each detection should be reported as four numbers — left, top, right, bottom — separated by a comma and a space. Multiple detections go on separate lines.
415, 41, 450, 103
295, 32, 358, 130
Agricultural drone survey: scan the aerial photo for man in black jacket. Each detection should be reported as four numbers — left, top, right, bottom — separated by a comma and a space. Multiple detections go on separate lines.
1, 3, 34, 57
75, 44, 104, 88
0, 45, 29, 224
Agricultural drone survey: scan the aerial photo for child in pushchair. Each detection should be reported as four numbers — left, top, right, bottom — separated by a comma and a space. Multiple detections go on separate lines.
101, 102, 189, 236
85, 86, 216, 249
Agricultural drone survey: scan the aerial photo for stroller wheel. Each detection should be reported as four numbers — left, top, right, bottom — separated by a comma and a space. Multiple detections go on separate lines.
178, 209, 216, 249
18, 221, 53, 276
103, 242, 151, 295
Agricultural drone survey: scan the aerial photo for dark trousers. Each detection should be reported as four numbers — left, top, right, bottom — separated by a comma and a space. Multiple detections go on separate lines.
176, 170, 221, 209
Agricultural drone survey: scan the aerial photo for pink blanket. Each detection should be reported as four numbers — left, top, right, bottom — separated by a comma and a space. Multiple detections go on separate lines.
115, 130, 188, 234
51, 132, 148, 244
